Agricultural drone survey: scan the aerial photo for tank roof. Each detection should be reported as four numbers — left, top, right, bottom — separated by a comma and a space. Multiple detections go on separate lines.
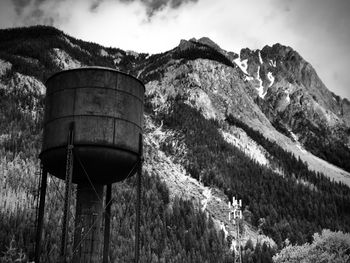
45, 66, 145, 91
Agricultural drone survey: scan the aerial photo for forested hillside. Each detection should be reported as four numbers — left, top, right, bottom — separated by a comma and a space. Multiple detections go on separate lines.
155, 98, 350, 246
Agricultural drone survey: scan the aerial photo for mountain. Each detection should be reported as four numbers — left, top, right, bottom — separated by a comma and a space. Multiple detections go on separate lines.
0, 25, 350, 262
240, 44, 350, 172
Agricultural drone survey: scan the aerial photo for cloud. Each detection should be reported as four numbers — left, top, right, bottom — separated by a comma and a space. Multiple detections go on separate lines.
89, 0, 104, 12
10, 0, 67, 26
12, 0, 30, 15
9, 0, 199, 26
91, 0, 199, 17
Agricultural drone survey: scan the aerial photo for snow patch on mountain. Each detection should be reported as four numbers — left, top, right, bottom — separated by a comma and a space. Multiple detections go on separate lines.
258, 51, 263, 64
286, 93, 290, 103
267, 72, 274, 87
244, 76, 254, 82
256, 66, 266, 98
234, 57, 249, 75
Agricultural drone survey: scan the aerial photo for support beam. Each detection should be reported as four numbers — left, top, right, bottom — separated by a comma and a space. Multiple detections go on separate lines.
34, 167, 47, 263
103, 184, 112, 263
135, 133, 143, 263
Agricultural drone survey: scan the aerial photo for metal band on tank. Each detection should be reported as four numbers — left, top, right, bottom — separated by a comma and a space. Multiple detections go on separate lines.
39, 143, 139, 159
45, 86, 144, 103
43, 115, 143, 130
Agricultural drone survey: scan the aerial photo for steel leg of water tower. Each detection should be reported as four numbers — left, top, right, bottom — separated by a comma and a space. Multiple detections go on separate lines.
103, 184, 112, 263
60, 123, 74, 262
34, 167, 47, 263
135, 167, 141, 263
135, 134, 143, 263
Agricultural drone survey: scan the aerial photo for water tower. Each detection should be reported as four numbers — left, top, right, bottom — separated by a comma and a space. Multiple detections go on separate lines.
34, 67, 144, 262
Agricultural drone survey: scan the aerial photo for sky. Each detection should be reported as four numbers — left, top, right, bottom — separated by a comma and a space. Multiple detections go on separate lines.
0, 0, 349, 100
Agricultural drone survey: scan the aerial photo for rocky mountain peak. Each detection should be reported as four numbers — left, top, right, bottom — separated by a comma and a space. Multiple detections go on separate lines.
177, 37, 238, 62
178, 39, 194, 51
197, 37, 222, 51
226, 40, 350, 174
261, 43, 294, 59
179, 37, 222, 51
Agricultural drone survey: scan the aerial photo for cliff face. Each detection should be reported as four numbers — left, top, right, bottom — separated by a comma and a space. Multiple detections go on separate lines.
229, 43, 350, 172
236, 43, 350, 136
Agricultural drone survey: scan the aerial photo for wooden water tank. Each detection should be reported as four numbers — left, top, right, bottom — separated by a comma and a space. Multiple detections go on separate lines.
40, 67, 144, 184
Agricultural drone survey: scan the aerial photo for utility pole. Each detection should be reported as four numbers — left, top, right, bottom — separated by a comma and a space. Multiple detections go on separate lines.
228, 197, 242, 263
